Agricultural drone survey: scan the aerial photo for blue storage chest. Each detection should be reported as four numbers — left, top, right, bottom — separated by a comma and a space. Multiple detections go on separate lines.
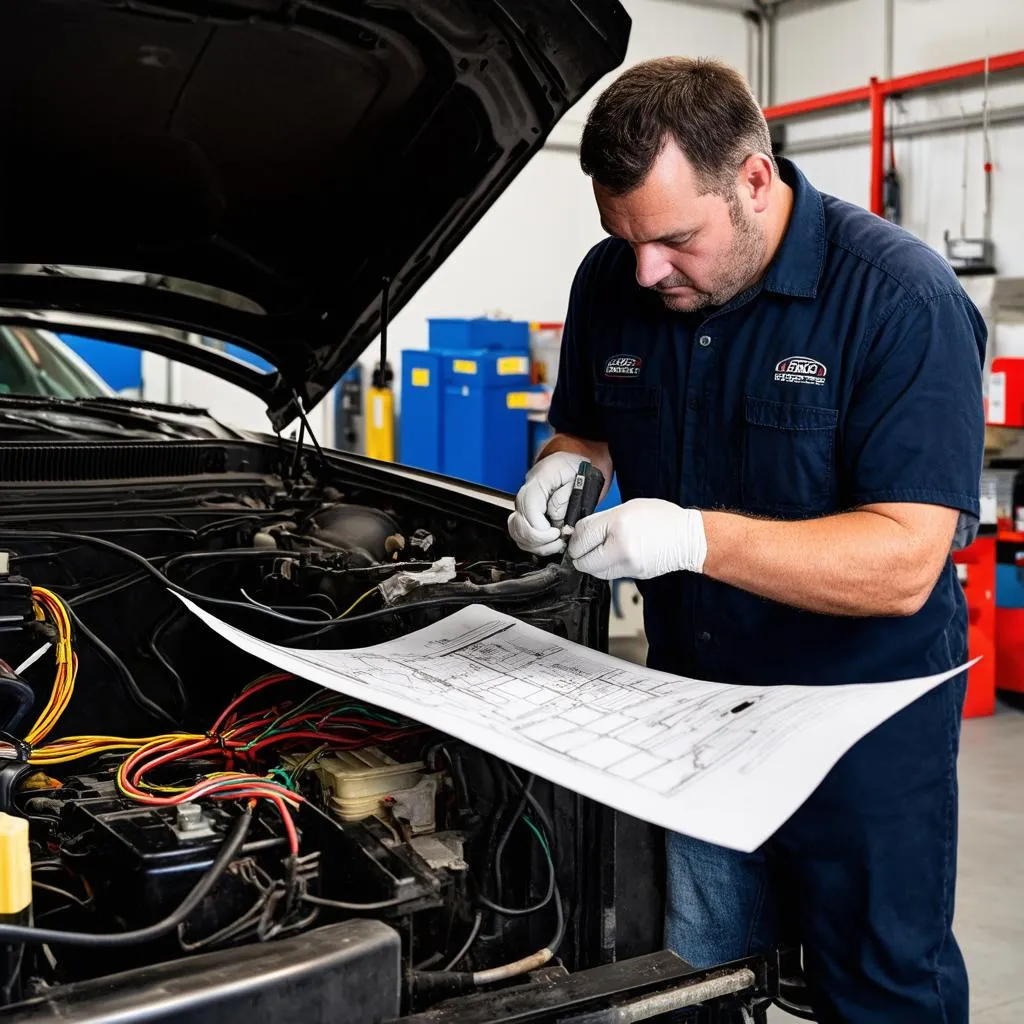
428, 318, 530, 352
400, 350, 445, 473
440, 349, 530, 492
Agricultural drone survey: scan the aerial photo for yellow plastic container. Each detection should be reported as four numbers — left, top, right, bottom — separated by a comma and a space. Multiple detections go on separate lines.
0, 812, 31, 915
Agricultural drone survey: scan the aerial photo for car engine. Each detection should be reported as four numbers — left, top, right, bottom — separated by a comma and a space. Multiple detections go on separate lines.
0, 439, 613, 1017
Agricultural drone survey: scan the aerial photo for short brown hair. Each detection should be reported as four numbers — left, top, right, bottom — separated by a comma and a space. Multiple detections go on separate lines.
579, 57, 775, 196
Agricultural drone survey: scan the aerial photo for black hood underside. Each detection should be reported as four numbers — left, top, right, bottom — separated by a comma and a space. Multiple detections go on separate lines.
0, 0, 629, 427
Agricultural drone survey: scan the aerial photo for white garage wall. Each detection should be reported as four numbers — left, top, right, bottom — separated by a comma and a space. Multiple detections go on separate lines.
777, 0, 1024, 273
363, 0, 751, 397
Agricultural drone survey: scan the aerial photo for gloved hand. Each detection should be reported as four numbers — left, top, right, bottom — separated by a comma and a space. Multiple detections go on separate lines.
507, 451, 588, 556
567, 499, 707, 580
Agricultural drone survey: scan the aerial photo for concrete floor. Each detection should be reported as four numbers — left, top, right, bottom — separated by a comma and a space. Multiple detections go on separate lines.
607, 636, 1024, 1021
952, 704, 1024, 1022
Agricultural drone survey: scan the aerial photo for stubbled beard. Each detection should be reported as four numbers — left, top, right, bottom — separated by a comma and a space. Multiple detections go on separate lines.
654, 201, 767, 312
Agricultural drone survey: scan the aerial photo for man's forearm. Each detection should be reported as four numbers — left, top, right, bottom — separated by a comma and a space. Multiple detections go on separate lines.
701, 504, 958, 617
537, 432, 614, 499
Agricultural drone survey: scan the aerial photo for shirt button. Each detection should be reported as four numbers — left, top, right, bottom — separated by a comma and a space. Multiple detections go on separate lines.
698, 335, 712, 348
698, 631, 711, 643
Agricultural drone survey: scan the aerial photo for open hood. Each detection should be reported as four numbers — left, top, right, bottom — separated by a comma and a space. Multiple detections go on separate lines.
0, 0, 629, 428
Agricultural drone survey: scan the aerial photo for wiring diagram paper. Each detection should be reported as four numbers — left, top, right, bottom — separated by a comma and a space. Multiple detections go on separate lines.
178, 597, 967, 853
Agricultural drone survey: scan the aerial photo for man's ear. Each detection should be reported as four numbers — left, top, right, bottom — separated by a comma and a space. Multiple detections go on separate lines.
738, 154, 775, 214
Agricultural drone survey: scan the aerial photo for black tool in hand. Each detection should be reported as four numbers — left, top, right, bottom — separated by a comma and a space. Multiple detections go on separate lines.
560, 461, 605, 567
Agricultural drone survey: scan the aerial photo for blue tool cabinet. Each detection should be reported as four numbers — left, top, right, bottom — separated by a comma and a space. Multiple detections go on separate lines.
400, 351, 446, 473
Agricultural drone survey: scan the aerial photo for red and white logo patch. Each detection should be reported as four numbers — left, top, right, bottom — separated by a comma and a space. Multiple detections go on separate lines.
774, 356, 827, 386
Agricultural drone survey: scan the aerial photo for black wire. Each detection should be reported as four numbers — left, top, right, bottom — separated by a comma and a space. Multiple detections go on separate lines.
0, 529, 560, 638
61, 527, 197, 541
476, 757, 510, 942
0, 810, 251, 947
68, 570, 152, 606
238, 590, 333, 621
63, 602, 178, 727
0, 531, 325, 627
162, 550, 434, 576
493, 775, 533, 903
548, 881, 566, 955
287, 591, 543, 643
442, 912, 483, 971
194, 513, 288, 538
300, 892, 408, 912
507, 766, 557, 851
32, 880, 91, 907
148, 608, 188, 718
1, 943, 24, 1004
477, 774, 556, 918
477, 865, 554, 918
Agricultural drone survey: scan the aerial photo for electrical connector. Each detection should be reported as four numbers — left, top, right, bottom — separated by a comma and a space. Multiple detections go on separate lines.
0, 555, 33, 636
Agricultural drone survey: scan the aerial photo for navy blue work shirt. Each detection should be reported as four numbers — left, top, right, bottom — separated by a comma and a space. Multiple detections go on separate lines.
549, 159, 986, 686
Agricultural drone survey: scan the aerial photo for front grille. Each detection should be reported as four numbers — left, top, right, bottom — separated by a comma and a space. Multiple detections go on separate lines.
0, 443, 228, 482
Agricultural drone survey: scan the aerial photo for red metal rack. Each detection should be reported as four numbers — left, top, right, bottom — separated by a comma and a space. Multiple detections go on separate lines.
763, 49, 1024, 215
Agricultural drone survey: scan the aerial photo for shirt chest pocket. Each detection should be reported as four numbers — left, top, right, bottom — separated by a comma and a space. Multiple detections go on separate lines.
593, 383, 663, 499
742, 396, 838, 516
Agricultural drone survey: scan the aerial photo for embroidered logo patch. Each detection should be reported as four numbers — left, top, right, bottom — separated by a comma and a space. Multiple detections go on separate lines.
774, 356, 827, 386
604, 354, 643, 379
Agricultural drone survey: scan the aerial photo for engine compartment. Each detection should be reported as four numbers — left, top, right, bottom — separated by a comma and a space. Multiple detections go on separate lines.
0, 445, 625, 1019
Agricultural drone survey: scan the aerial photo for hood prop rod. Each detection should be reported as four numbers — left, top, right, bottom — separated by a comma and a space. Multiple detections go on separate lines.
289, 388, 330, 480
374, 276, 391, 389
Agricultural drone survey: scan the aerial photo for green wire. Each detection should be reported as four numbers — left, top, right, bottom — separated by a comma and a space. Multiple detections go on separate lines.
265, 767, 297, 791
334, 703, 401, 724
523, 815, 552, 858
241, 695, 402, 751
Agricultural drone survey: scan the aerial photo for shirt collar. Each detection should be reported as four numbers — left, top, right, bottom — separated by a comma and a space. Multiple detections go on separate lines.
761, 158, 826, 299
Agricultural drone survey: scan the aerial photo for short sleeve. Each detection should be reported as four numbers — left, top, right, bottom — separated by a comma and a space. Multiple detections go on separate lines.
843, 290, 986, 520
548, 253, 605, 442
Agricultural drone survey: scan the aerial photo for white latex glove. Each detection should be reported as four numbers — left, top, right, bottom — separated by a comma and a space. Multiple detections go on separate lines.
567, 499, 707, 580
508, 451, 589, 556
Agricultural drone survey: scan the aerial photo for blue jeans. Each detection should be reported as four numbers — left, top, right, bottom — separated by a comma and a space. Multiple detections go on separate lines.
665, 679, 969, 1023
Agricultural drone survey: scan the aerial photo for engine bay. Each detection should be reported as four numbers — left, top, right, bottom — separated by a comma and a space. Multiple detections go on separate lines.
0, 444, 621, 1018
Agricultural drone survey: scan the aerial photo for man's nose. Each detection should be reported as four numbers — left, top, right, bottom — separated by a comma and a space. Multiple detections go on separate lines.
634, 244, 672, 289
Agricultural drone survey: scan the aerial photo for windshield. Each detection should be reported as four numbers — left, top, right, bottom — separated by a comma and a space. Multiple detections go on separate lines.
0, 326, 112, 399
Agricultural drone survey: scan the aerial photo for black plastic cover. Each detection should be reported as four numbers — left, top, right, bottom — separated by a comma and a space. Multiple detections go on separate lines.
5, 919, 401, 1024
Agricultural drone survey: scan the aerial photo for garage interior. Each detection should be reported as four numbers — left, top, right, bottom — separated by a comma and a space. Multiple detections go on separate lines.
1, 0, 1024, 1022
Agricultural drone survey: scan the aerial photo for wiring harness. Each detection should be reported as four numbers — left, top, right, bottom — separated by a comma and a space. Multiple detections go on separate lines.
20, 587, 77, 747
4, 568, 568, 988
30, 672, 426, 857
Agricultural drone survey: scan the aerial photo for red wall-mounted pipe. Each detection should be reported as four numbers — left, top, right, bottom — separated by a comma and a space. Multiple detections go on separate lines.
761, 84, 871, 122
883, 49, 1024, 97
868, 78, 885, 216
763, 48, 1024, 215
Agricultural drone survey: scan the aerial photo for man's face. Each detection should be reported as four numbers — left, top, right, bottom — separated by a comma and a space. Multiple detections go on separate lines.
595, 141, 767, 312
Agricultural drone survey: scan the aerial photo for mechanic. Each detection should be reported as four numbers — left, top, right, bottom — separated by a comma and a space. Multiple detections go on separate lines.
508, 57, 985, 1023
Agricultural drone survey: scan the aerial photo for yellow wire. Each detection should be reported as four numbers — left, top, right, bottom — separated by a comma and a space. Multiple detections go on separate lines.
30, 733, 201, 765
24, 589, 75, 747
336, 586, 378, 620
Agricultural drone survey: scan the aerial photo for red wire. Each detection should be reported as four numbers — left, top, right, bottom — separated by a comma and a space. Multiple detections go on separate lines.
114, 674, 423, 860
229, 790, 299, 854
243, 730, 369, 757
126, 738, 214, 791
210, 673, 295, 734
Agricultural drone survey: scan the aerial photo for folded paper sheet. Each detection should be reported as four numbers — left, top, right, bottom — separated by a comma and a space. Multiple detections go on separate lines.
180, 597, 966, 852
